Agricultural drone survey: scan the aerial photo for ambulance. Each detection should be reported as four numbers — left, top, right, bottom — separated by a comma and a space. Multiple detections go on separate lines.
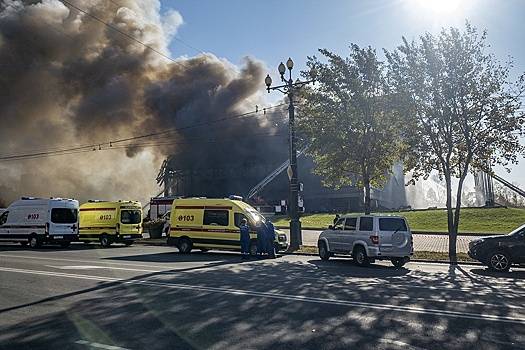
0, 197, 79, 248
79, 200, 143, 247
167, 196, 289, 254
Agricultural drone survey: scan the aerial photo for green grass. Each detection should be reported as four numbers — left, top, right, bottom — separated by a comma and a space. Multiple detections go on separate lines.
273, 207, 525, 234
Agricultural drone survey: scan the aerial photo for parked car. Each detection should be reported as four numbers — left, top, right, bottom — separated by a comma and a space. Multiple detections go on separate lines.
318, 215, 413, 267
468, 224, 525, 272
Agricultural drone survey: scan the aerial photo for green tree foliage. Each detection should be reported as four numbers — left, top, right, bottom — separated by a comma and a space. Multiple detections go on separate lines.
299, 45, 405, 214
385, 24, 525, 261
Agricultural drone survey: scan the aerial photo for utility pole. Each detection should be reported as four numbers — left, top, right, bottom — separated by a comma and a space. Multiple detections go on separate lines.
265, 58, 315, 251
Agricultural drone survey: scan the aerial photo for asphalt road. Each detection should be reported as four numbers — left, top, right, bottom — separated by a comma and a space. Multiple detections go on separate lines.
1, 243, 524, 350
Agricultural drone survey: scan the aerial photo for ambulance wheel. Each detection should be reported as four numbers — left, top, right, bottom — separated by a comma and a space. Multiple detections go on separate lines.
100, 234, 112, 248
124, 241, 133, 246
249, 241, 258, 256
29, 235, 42, 249
60, 241, 71, 248
178, 238, 192, 254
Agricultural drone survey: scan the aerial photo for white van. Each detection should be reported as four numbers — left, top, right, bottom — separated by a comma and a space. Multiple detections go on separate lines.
0, 197, 79, 248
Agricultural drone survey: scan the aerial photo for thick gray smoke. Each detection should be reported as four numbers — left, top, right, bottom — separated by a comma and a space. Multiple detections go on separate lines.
0, 0, 275, 205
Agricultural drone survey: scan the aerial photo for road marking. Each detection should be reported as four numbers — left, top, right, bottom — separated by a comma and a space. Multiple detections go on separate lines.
4, 254, 525, 308
0, 254, 179, 269
45, 265, 161, 273
75, 340, 129, 350
378, 338, 428, 350
1, 266, 525, 325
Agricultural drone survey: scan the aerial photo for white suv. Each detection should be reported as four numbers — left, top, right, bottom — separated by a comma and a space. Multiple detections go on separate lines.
318, 215, 413, 268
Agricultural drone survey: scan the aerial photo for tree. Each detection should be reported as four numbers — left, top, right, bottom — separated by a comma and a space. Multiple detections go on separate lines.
299, 44, 405, 214
385, 24, 525, 261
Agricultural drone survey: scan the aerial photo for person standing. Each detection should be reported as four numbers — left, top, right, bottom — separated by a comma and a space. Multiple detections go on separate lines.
239, 218, 250, 260
256, 221, 267, 258
265, 220, 276, 259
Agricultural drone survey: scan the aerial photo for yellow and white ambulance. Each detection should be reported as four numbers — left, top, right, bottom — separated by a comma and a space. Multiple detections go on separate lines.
79, 200, 142, 247
166, 197, 288, 254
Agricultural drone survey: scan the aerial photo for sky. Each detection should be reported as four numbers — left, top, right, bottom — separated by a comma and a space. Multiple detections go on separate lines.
161, 0, 525, 186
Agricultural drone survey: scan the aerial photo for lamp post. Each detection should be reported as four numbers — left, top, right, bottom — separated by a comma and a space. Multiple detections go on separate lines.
265, 58, 315, 251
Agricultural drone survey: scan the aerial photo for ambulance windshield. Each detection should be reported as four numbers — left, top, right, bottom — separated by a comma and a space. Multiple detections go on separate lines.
245, 207, 265, 225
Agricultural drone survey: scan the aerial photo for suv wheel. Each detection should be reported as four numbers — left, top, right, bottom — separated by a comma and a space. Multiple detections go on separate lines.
391, 257, 407, 268
353, 246, 370, 267
488, 251, 511, 272
178, 238, 193, 254
318, 242, 330, 261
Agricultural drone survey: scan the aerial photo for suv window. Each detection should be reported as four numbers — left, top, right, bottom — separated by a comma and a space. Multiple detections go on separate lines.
0, 211, 8, 225
344, 218, 357, 231
379, 218, 407, 231
204, 210, 229, 226
333, 218, 345, 230
359, 217, 373, 231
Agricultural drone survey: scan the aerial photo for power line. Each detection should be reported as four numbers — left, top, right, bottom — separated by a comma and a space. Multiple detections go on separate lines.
0, 132, 288, 162
0, 103, 287, 161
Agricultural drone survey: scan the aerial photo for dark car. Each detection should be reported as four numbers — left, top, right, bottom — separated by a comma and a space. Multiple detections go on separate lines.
468, 224, 525, 272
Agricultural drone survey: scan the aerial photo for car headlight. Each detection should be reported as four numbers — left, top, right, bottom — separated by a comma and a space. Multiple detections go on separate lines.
469, 239, 484, 248
278, 234, 287, 242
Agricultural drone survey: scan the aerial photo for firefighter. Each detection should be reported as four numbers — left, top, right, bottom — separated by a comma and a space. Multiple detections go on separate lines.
239, 218, 250, 259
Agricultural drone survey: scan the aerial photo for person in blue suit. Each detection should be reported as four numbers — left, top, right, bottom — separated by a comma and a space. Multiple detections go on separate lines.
265, 220, 276, 258
256, 220, 268, 257
239, 218, 250, 260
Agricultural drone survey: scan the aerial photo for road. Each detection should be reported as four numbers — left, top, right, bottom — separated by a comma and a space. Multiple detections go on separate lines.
281, 229, 481, 253
1, 243, 524, 350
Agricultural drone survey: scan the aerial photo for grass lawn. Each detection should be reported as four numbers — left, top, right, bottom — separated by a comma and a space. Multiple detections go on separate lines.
273, 207, 525, 234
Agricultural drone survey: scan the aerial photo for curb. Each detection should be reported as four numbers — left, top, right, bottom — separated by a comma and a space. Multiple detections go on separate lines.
274, 227, 501, 236
133, 239, 480, 265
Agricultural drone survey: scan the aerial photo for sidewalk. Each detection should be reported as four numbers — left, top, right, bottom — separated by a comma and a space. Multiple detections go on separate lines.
141, 230, 484, 253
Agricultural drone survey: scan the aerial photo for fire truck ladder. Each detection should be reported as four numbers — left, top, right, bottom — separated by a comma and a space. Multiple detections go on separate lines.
247, 146, 309, 200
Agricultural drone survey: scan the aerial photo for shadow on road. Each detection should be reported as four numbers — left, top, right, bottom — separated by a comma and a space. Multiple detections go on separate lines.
0, 242, 103, 253
1, 252, 524, 350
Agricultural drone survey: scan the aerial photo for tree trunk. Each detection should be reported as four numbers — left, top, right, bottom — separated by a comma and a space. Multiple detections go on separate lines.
364, 175, 371, 215
451, 172, 468, 264
444, 173, 457, 263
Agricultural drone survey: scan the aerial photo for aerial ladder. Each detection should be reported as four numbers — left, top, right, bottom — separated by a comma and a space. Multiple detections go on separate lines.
246, 146, 309, 200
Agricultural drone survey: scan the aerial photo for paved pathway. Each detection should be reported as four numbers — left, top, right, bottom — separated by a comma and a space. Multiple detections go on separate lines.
282, 229, 485, 253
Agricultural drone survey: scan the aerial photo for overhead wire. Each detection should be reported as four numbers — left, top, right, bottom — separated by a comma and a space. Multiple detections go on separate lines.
0, 103, 288, 161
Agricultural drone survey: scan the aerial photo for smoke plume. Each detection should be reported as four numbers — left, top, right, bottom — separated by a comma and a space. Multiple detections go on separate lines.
0, 0, 279, 206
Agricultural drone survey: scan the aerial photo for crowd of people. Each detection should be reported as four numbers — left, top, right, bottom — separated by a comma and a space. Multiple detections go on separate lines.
239, 218, 276, 260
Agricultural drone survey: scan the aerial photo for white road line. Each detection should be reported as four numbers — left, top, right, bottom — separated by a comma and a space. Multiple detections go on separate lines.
1, 266, 525, 325
45, 265, 161, 273
0, 254, 179, 269
6, 254, 525, 302
75, 339, 130, 350
33, 265, 525, 310
378, 338, 428, 350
